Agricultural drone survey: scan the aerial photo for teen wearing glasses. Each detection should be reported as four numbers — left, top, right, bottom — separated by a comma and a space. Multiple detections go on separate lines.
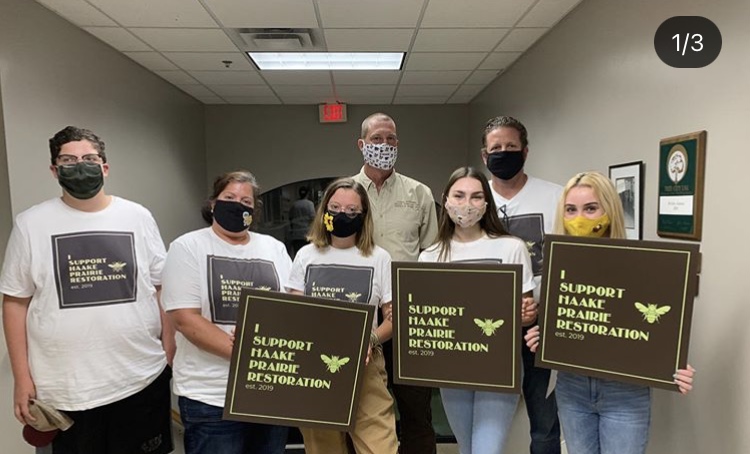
287, 177, 398, 454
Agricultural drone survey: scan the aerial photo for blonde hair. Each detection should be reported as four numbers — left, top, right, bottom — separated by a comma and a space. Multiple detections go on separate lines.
554, 171, 627, 239
307, 178, 376, 256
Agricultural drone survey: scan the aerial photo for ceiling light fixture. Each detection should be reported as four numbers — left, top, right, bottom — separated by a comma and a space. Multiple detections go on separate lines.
247, 52, 405, 70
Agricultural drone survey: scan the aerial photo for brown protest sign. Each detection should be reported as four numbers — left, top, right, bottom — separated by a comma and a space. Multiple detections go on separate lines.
224, 289, 374, 430
392, 261, 522, 393
535, 235, 700, 390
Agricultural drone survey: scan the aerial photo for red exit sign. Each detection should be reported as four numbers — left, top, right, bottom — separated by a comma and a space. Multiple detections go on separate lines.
319, 103, 347, 123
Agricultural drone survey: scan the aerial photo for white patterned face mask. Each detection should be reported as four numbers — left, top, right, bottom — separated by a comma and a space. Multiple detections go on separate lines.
444, 201, 487, 228
362, 143, 398, 170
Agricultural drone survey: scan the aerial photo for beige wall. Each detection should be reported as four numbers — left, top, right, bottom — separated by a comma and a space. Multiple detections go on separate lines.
205, 104, 470, 198
469, 0, 748, 452
0, 0, 207, 451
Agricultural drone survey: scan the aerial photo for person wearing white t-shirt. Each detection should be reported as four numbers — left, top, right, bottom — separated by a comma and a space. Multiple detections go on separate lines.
419, 167, 536, 454
0, 126, 174, 454
480, 116, 563, 454
162, 170, 291, 454
287, 178, 398, 454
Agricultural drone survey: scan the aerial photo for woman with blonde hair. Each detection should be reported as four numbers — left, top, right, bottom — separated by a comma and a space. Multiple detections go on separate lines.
526, 171, 695, 454
287, 177, 397, 454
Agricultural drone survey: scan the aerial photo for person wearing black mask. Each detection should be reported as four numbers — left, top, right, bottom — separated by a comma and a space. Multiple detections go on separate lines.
0, 126, 174, 453
287, 177, 398, 454
480, 116, 563, 454
162, 170, 292, 454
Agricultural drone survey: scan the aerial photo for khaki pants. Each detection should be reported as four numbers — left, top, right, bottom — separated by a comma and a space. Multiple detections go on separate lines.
301, 350, 398, 454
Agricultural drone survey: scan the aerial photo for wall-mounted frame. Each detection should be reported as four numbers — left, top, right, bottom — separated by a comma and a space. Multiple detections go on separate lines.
657, 131, 706, 241
608, 161, 644, 240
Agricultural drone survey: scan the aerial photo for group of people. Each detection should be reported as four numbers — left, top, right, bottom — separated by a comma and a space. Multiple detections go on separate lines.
0, 113, 694, 454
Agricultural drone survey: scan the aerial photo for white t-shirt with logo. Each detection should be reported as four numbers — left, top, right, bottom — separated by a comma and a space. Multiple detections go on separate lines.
491, 176, 562, 301
0, 197, 167, 411
418, 234, 536, 295
286, 244, 391, 330
161, 227, 292, 407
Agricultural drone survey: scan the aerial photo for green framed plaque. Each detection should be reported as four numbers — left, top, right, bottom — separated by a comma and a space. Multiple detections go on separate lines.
392, 261, 522, 393
657, 130, 706, 240
535, 235, 700, 391
224, 289, 374, 430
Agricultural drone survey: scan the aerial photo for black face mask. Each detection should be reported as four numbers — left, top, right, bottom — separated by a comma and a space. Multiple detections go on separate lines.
325, 211, 364, 238
213, 200, 253, 233
57, 162, 104, 200
487, 151, 525, 180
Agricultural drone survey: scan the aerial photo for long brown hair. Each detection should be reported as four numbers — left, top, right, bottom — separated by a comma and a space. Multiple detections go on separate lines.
307, 178, 376, 256
432, 167, 508, 261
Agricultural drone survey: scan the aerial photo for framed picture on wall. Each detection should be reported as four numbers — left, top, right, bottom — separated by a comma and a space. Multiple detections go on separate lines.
608, 161, 644, 240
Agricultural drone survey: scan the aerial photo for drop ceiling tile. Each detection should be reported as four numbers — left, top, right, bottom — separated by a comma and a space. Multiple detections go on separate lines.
203, 0, 318, 28
273, 85, 333, 97
447, 94, 474, 104
396, 84, 457, 97
154, 70, 199, 85
393, 96, 448, 105
496, 28, 547, 51
223, 96, 282, 104
189, 71, 264, 85
324, 29, 413, 52
84, 27, 150, 51
176, 84, 217, 97
36, 0, 117, 26
124, 51, 179, 70
194, 96, 226, 104
338, 96, 394, 104
478, 52, 521, 70
464, 70, 499, 85
279, 96, 336, 105
130, 28, 236, 52
209, 85, 275, 96
405, 53, 486, 71
87, 0, 217, 27
262, 72, 332, 85
421, 0, 535, 27
318, 0, 424, 28
518, 0, 582, 27
335, 85, 396, 97
164, 52, 254, 71
331, 71, 401, 85
412, 29, 509, 52
400, 70, 470, 85
453, 84, 486, 98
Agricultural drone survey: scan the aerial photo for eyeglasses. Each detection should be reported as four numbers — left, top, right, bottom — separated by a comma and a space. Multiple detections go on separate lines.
499, 204, 510, 229
327, 204, 363, 218
56, 154, 103, 165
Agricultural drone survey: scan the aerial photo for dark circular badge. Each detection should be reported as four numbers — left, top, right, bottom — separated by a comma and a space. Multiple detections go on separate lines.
654, 16, 721, 68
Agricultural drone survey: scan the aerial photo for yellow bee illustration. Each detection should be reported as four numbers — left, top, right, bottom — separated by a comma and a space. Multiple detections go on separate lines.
108, 261, 127, 272
321, 354, 350, 373
243, 211, 253, 227
474, 318, 504, 336
323, 212, 334, 232
256, 286, 272, 291
345, 292, 362, 302
634, 302, 671, 324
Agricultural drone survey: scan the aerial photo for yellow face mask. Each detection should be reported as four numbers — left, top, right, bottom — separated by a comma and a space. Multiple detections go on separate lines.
563, 214, 611, 237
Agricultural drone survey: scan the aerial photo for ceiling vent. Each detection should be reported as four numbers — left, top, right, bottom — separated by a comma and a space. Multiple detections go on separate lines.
240, 30, 312, 51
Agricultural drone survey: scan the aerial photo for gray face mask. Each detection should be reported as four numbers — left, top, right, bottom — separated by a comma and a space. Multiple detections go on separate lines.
57, 162, 104, 199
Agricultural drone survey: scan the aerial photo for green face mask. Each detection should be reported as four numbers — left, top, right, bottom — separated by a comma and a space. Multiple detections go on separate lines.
563, 214, 611, 237
57, 162, 104, 200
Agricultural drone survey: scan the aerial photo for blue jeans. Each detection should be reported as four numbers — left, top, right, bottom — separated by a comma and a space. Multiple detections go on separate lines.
178, 396, 288, 454
522, 328, 561, 454
440, 387, 519, 454
555, 372, 651, 454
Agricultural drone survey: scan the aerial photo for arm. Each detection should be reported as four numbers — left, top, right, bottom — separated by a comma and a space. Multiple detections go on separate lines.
155, 286, 176, 366
2, 295, 35, 425
169, 308, 234, 361
374, 302, 393, 343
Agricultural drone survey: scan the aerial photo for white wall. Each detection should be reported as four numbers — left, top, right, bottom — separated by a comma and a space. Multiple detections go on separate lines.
0, 0, 208, 451
205, 104, 470, 198
469, 0, 749, 452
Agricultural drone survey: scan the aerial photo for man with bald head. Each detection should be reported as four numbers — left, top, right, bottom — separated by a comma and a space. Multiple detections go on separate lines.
352, 112, 439, 453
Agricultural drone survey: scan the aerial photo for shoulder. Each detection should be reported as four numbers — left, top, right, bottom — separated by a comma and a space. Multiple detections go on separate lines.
527, 176, 563, 195
418, 244, 440, 262
170, 227, 210, 247
371, 245, 392, 262
15, 198, 61, 224
394, 172, 435, 201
